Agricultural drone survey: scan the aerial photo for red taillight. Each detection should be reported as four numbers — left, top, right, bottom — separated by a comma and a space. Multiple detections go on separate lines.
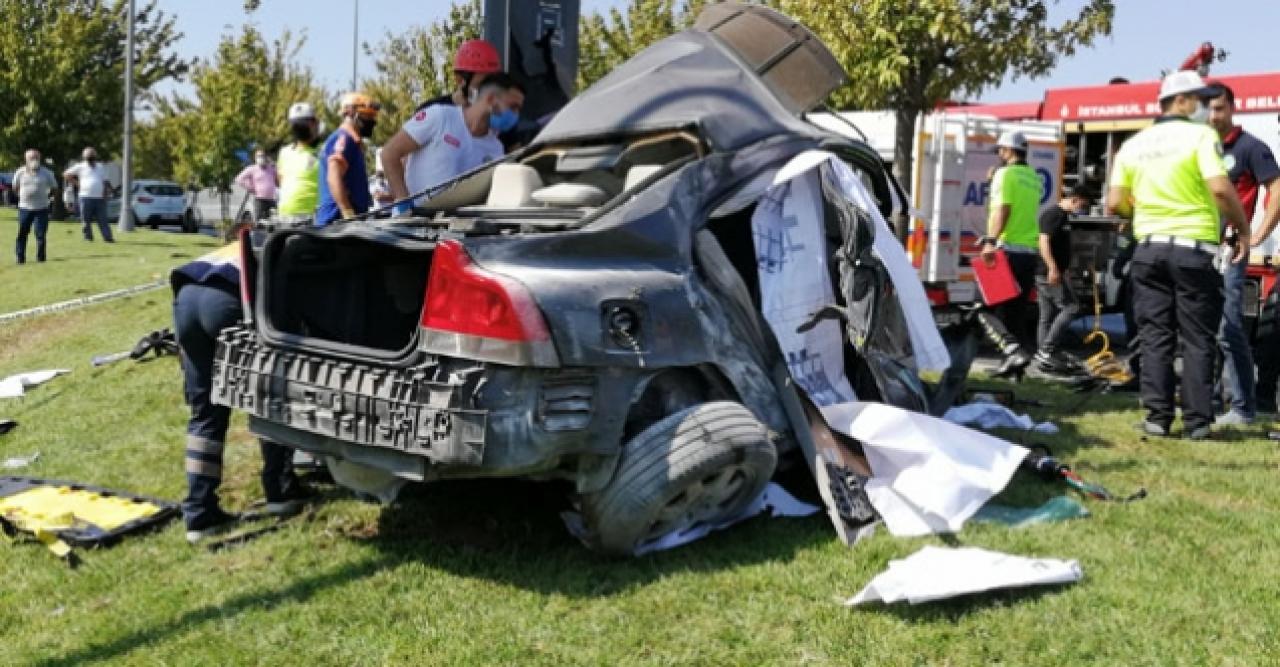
419, 240, 557, 366
137, 196, 154, 203
422, 240, 548, 341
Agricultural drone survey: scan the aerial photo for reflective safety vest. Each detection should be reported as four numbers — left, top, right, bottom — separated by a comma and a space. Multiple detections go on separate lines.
277, 142, 321, 216
988, 162, 1042, 248
1110, 118, 1227, 244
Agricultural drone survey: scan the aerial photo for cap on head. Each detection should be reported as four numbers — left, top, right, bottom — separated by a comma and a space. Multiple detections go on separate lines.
288, 102, 316, 121
454, 38, 501, 74
1159, 70, 1218, 101
340, 92, 381, 120
996, 131, 1028, 152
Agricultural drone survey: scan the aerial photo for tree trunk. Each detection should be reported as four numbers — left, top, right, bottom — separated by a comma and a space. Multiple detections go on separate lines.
891, 105, 920, 243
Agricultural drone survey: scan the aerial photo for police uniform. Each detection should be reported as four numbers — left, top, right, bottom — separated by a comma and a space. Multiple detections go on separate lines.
1111, 112, 1229, 434
172, 244, 301, 538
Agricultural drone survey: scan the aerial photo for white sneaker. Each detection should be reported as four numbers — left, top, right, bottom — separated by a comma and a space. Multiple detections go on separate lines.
1214, 410, 1254, 427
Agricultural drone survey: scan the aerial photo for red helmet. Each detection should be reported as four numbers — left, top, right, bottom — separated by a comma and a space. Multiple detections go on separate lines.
454, 39, 501, 74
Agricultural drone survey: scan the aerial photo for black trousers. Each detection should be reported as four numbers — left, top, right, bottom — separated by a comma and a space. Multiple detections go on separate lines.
977, 250, 1039, 354
1130, 243, 1223, 431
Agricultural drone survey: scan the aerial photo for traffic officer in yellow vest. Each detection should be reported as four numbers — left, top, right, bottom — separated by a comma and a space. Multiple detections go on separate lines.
1107, 71, 1249, 440
276, 102, 322, 220
978, 130, 1043, 378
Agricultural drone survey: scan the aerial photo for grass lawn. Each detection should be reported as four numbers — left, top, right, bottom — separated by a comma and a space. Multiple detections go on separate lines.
0, 207, 220, 314
2, 226, 1279, 665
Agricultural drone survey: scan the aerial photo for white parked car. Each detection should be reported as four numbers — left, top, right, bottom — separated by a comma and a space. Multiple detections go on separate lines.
108, 180, 198, 232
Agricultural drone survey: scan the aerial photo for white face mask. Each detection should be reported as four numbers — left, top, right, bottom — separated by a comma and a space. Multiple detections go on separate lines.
1189, 101, 1210, 124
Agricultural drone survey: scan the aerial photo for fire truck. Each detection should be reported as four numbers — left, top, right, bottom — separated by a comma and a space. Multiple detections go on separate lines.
813, 45, 1280, 394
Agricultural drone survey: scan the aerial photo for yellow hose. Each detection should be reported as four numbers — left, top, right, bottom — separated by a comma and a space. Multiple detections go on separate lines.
1082, 265, 1133, 384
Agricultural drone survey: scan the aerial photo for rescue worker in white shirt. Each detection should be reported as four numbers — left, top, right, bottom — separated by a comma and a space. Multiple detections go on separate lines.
276, 102, 322, 220
1107, 71, 1249, 440
62, 147, 115, 243
381, 73, 522, 213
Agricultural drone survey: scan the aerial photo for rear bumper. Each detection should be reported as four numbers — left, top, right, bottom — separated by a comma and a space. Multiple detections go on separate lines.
211, 326, 633, 479
212, 327, 488, 466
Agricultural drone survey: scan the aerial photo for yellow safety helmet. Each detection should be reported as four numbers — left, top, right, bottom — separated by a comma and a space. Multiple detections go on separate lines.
340, 92, 381, 120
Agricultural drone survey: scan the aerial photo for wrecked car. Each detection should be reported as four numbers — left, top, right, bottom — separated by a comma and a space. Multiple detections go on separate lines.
212, 4, 927, 555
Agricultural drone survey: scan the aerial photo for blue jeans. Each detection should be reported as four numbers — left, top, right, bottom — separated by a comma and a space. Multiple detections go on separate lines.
174, 282, 296, 528
79, 196, 114, 242
1217, 257, 1255, 418
16, 208, 49, 263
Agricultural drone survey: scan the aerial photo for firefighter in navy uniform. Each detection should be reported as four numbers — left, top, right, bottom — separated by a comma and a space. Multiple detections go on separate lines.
173, 237, 310, 543
1107, 71, 1250, 440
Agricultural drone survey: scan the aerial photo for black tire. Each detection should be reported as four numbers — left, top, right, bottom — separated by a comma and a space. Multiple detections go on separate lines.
582, 401, 777, 555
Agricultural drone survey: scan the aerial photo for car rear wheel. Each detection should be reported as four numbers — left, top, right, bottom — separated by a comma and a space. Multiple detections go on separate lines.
581, 401, 776, 555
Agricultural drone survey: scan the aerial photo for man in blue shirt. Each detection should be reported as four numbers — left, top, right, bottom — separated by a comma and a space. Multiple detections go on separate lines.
316, 92, 380, 226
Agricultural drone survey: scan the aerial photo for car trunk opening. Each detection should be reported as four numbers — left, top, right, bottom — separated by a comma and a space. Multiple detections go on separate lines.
260, 231, 433, 359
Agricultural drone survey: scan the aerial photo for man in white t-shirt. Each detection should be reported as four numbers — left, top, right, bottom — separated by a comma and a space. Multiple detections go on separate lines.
382, 74, 522, 213
62, 147, 115, 242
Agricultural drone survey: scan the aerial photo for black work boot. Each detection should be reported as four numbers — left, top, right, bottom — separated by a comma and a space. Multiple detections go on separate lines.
993, 348, 1032, 380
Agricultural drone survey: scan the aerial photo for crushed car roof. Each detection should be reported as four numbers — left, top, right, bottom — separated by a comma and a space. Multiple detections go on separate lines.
537, 28, 836, 152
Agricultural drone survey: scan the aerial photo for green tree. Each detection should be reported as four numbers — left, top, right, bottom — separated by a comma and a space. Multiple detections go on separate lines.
0, 0, 187, 168
155, 26, 328, 218
577, 0, 709, 90
779, 0, 1114, 187
361, 0, 482, 146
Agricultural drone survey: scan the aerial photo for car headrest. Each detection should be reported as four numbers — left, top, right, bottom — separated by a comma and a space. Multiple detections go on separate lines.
485, 163, 543, 208
531, 183, 608, 208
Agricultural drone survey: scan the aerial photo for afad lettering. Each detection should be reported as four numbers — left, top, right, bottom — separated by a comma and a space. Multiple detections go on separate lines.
963, 169, 1053, 206
963, 181, 991, 206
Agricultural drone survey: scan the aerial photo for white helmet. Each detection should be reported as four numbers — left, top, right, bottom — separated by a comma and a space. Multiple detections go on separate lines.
288, 102, 316, 121
996, 131, 1028, 152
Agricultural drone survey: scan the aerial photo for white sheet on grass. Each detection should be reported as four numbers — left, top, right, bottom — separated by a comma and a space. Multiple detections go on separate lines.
822, 402, 1028, 536
0, 370, 69, 399
846, 545, 1083, 606
754, 152, 1025, 537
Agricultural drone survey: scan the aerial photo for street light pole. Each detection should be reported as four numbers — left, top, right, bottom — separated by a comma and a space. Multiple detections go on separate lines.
119, 0, 136, 231
351, 0, 359, 90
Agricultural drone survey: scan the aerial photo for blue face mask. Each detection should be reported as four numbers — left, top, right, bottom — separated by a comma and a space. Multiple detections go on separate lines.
489, 108, 519, 133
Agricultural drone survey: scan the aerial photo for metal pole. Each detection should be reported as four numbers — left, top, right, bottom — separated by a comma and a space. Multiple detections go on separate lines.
351, 0, 359, 90
119, 0, 136, 231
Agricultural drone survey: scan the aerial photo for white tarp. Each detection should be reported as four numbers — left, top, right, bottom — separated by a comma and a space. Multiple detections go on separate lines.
0, 370, 69, 399
822, 402, 1028, 536
846, 545, 1083, 606
753, 152, 1025, 537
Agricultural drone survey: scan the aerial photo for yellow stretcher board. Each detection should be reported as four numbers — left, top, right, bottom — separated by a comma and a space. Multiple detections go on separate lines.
0, 477, 178, 559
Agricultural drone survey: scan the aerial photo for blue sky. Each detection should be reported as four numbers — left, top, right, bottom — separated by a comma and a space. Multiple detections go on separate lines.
157, 0, 1279, 104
